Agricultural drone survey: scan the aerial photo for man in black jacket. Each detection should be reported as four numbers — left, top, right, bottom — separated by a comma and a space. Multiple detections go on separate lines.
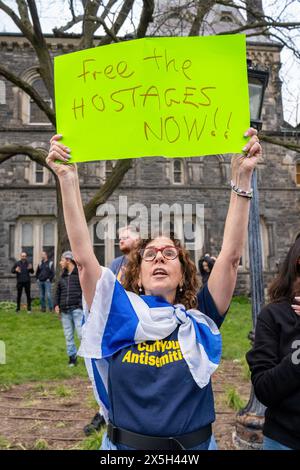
36, 251, 55, 312
11, 252, 34, 313
54, 251, 83, 367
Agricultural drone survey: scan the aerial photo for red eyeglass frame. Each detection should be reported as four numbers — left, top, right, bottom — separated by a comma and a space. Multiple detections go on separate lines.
139, 245, 180, 261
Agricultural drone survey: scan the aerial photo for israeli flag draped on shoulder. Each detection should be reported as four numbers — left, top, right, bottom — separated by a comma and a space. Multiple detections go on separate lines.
78, 267, 222, 422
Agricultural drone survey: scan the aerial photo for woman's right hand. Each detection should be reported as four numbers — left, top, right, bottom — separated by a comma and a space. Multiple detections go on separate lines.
46, 134, 77, 179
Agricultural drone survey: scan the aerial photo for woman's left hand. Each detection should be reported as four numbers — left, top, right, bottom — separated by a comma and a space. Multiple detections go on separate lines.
291, 297, 300, 316
232, 127, 262, 176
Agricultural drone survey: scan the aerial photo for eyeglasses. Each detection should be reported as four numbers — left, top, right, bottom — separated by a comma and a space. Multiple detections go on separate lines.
140, 246, 180, 262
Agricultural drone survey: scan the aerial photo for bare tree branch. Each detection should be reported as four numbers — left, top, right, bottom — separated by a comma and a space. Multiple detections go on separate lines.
0, 145, 133, 231
101, 0, 119, 22
69, 0, 76, 20
0, 64, 55, 125
268, 29, 300, 60
218, 20, 300, 36
79, 0, 101, 49
189, 0, 216, 36
0, 144, 49, 167
16, 0, 31, 27
86, 14, 120, 42
84, 158, 133, 222
0, 0, 34, 40
27, 0, 54, 100
260, 134, 300, 153
54, 13, 121, 43
137, 0, 154, 38
99, 0, 135, 46
53, 0, 120, 35
53, 16, 83, 35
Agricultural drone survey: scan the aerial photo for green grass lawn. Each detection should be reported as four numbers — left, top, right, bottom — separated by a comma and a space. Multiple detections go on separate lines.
221, 296, 253, 360
0, 307, 87, 386
0, 297, 252, 386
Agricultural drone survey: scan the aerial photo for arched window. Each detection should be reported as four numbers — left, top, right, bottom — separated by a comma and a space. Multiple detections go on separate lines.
43, 223, 55, 261
220, 13, 233, 23
25, 157, 50, 185
21, 69, 52, 125
91, 215, 122, 266
15, 218, 57, 267
21, 222, 33, 263
29, 78, 51, 124
93, 221, 106, 266
161, 212, 204, 264
173, 159, 184, 184
34, 162, 45, 184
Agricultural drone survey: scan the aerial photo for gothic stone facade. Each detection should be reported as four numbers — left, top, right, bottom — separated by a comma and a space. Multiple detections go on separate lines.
0, 33, 300, 302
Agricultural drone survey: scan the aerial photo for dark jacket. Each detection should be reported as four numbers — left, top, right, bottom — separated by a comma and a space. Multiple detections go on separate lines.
11, 260, 34, 283
54, 266, 82, 311
36, 260, 55, 282
246, 302, 300, 449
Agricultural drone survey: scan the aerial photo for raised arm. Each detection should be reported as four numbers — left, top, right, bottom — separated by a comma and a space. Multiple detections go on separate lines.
46, 135, 101, 309
208, 128, 261, 315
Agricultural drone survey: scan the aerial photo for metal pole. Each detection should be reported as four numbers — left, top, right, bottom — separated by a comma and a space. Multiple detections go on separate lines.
233, 168, 266, 449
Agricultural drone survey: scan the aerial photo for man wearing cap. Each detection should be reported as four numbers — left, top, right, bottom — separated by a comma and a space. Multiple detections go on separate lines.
54, 251, 83, 367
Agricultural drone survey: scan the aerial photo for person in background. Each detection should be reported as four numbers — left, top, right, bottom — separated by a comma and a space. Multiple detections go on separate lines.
54, 251, 83, 367
109, 225, 140, 282
247, 237, 300, 450
36, 251, 55, 312
11, 252, 34, 313
198, 254, 216, 285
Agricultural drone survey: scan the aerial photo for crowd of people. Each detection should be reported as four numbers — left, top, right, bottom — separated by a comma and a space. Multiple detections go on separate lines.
11, 251, 54, 314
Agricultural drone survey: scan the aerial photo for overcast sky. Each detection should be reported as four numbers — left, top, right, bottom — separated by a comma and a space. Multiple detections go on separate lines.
0, 0, 299, 126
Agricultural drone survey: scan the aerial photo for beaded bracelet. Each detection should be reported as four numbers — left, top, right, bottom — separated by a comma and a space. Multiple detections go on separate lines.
230, 180, 253, 199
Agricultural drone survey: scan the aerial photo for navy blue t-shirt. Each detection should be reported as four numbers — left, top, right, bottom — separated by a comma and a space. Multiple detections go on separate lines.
107, 284, 225, 445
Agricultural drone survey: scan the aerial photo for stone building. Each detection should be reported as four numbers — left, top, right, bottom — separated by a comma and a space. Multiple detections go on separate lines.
0, 2, 299, 301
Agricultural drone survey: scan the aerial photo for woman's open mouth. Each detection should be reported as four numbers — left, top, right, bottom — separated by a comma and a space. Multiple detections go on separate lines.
152, 268, 168, 278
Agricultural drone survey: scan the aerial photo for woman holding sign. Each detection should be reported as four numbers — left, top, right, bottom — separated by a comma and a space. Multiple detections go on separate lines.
46, 127, 261, 450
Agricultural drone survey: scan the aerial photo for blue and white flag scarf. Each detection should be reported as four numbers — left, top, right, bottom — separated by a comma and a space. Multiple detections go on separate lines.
78, 267, 222, 422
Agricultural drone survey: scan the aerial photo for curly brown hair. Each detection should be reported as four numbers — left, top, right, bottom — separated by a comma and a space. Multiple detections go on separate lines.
122, 236, 200, 310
